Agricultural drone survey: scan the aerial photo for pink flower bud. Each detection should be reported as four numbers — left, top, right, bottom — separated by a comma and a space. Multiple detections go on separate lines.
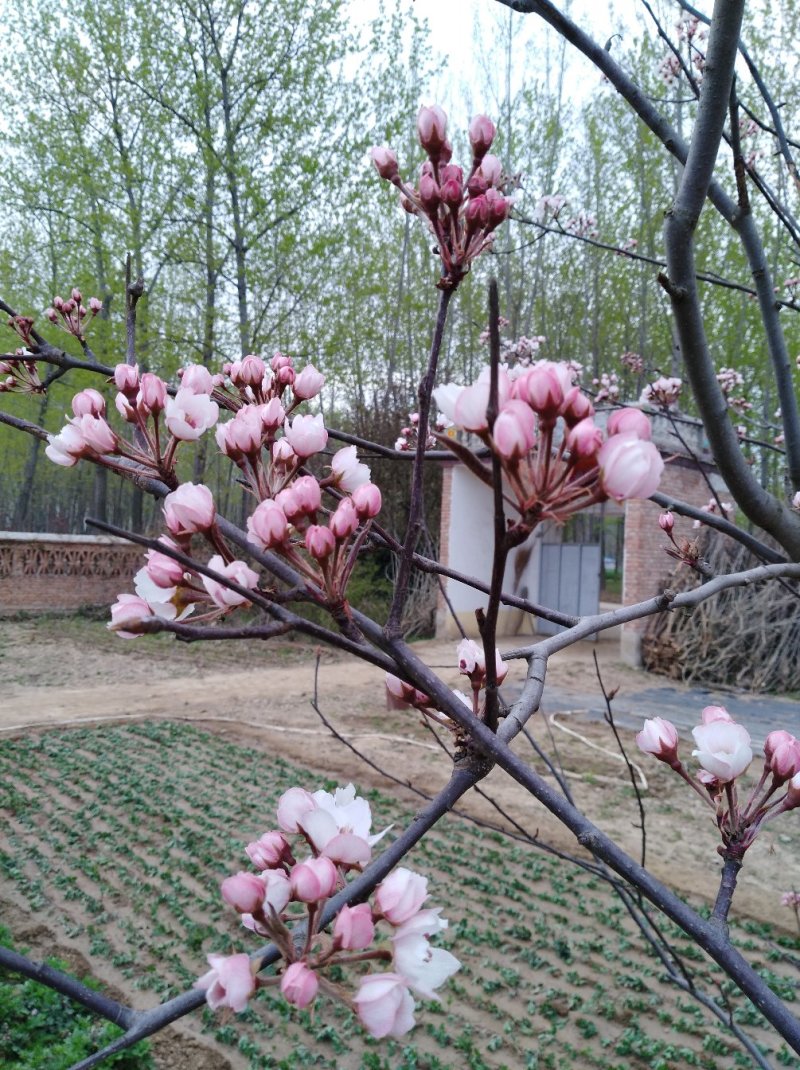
566, 417, 602, 460
493, 400, 536, 460
180, 364, 215, 394
89, 296, 102, 314
417, 104, 448, 157
271, 352, 293, 372
305, 524, 336, 560
276, 364, 295, 387
293, 363, 325, 400
289, 856, 338, 902
562, 390, 594, 426
272, 437, 296, 465
277, 787, 316, 833
71, 388, 106, 418
465, 195, 489, 231
353, 973, 415, 1039
108, 593, 153, 638
478, 154, 502, 186
195, 953, 255, 1013
216, 404, 263, 457
247, 499, 289, 550
469, 114, 496, 157
113, 362, 139, 395
515, 363, 567, 418
484, 187, 509, 227
221, 872, 266, 914
636, 717, 679, 765
659, 511, 674, 533
440, 176, 462, 207
45, 307, 58, 323
259, 397, 285, 431
293, 475, 323, 514
767, 736, 800, 783
418, 173, 441, 213
607, 407, 652, 440
385, 674, 430, 710
330, 497, 359, 540
352, 482, 382, 519
53, 295, 64, 311
786, 771, 800, 810
333, 903, 375, 950
201, 555, 259, 609
138, 372, 167, 415
701, 705, 733, 724
764, 730, 794, 763
245, 831, 292, 870
163, 483, 216, 537
144, 538, 185, 587
598, 432, 664, 502
370, 146, 399, 181
284, 413, 327, 458
77, 414, 116, 454
236, 354, 266, 388
374, 867, 428, 925
281, 962, 319, 1008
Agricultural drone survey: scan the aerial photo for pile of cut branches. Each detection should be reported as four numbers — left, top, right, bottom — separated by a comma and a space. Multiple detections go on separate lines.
642, 531, 800, 693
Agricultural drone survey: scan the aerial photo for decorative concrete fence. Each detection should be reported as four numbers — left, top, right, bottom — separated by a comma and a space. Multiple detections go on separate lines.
0, 533, 143, 615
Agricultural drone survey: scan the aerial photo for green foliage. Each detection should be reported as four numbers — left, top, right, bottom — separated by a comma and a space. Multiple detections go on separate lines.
0, 927, 153, 1069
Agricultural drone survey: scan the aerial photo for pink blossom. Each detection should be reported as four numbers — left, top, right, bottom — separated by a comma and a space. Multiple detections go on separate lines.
514, 362, 570, 418
417, 105, 448, 156
298, 807, 372, 867
767, 736, 800, 782
284, 413, 328, 458
636, 717, 679, 765
271, 352, 293, 373
352, 482, 382, 519
293, 364, 325, 400
261, 868, 292, 914
163, 483, 216, 537
562, 390, 594, 425
311, 783, 389, 847
71, 388, 106, 418
469, 114, 495, 157
260, 397, 286, 431
281, 962, 319, 1008
221, 872, 266, 914
478, 153, 502, 186
374, 867, 428, 925
108, 593, 153, 638
484, 187, 509, 227
277, 788, 316, 833
245, 830, 292, 870
201, 555, 259, 609
331, 445, 370, 492
165, 387, 219, 440
292, 475, 323, 515
353, 973, 415, 1039
692, 721, 752, 782
113, 363, 139, 394
456, 638, 508, 685
454, 381, 491, 432
231, 354, 266, 388
333, 903, 375, 950
115, 392, 136, 423
419, 172, 441, 213
144, 537, 185, 588
493, 400, 536, 459
180, 364, 215, 394
566, 418, 603, 459
598, 432, 664, 501
330, 498, 359, 540
385, 674, 431, 709
75, 414, 116, 455
216, 405, 263, 457
45, 423, 88, 467
371, 146, 399, 181
247, 500, 289, 551
195, 953, 255, 1013
289, 856, 338, 902
701, 705, 733, 724
138, 373, 167, 414
659, 511, 674, 534
305, 525, 336, 560
607, 407, 652, 440
392, 912, 460, 999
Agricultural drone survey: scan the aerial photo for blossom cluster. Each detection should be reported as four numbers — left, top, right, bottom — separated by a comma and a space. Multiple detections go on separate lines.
371, 107, 513, 290
195, 784, 460, 1040
640, 375, 682, 409
592, 371, 620, 403
48, 353, 383, 633
394, 410, 442, 452
637, 706, 800, 858
716, 367, 750, 414
0, 355, 43, 395
620, 351, 643, 374
386, 638, 508, 726
45, 288, 103, 341
432, 360, 663, 533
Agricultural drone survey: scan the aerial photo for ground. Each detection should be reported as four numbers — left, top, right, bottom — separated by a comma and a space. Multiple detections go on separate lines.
1, 615, 799, 1069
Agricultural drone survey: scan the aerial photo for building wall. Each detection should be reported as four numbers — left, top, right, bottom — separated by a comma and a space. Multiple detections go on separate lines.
0, 533, 143, 615
620, 457, 723, 665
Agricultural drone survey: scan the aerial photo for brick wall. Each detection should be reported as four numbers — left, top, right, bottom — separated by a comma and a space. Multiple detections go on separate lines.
621, 458, 721, 663
0, 533, 143, 615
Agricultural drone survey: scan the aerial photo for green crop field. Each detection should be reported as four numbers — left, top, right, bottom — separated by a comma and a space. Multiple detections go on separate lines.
1, 722, 797, 1069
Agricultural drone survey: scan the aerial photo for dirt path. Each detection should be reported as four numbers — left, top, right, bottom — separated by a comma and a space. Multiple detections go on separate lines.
1, 617, 798, 928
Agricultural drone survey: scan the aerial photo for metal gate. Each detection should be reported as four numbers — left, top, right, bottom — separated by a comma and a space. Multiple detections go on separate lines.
537, 543, 601, 634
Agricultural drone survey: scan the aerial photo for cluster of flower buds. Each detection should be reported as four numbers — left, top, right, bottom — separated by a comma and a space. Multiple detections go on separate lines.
659, 52, 682, 86
386, 639, 509, 725
640, 375, 682, 409
477, 318, 548, 369
716, 367, 750, 414
592, 371, 620, 403
620, 351, 644, 374
637, 706, 800, 859
6, 314, 36, 348
691, 497, 733, 530
432, 361, 663, 534
45, 289, 102, 341
618, 238, 638, 257
564, 210, 598, 239
532, 194, 567, 224
658, 510, 706, 572
394, 410, 442, 452
371, 108, 513, 290
195, 784, 460, 1039
0, 356, 43, 395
